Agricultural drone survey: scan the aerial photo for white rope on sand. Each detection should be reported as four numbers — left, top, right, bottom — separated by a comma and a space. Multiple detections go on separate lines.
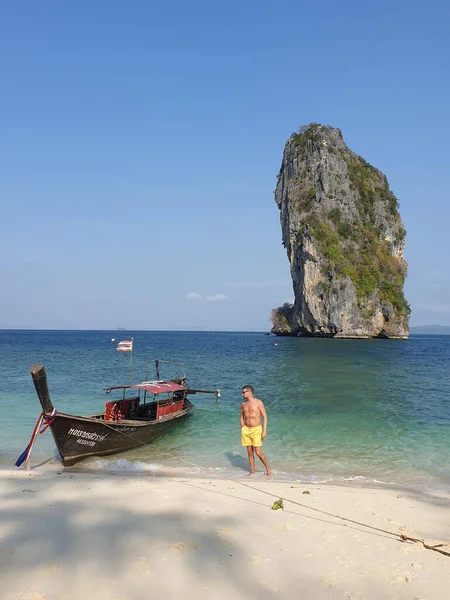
176, 457, 450, 558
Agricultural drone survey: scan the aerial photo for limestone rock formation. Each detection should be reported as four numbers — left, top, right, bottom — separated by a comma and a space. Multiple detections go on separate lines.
271, 124, 409, 338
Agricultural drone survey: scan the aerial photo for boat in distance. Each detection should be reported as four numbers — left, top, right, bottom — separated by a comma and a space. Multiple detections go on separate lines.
27, 360, 220, 467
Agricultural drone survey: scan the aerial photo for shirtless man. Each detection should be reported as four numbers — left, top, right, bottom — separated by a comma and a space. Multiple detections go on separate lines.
240, 385, 271, 476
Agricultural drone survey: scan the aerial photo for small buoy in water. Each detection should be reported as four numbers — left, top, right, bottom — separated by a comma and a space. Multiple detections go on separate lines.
274, 343, 279, 347
111, 338, 115, 342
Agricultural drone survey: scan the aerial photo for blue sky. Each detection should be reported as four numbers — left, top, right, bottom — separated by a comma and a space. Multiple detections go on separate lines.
1, 0, 449, 330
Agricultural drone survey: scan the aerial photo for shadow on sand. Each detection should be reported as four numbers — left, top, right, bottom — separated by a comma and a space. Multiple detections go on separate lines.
224, 451, 249, 472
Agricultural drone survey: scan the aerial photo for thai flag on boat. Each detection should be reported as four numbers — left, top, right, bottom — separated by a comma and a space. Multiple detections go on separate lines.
117, 339, 133, 352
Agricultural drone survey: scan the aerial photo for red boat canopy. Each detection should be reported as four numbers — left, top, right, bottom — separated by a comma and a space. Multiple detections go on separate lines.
131, 381, 185, 394
104, 381, 186, 395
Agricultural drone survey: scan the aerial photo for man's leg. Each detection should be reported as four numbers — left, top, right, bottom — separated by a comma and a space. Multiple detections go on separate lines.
246, 445, 255, 475
255, 447, 271, 476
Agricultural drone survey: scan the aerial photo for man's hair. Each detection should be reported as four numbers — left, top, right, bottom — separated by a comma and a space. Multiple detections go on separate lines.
242, 385, 254, 393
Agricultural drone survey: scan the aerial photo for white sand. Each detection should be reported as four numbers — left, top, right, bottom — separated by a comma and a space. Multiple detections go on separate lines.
1, 469, 449, 600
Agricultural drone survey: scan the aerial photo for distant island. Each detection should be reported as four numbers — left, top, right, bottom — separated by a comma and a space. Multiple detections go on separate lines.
409, 325, 450, 335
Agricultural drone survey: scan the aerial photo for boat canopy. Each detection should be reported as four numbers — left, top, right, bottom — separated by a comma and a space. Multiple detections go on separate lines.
105, 381, 185, 394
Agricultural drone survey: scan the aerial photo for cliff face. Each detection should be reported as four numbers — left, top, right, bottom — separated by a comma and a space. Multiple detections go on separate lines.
272, 124, 409, 339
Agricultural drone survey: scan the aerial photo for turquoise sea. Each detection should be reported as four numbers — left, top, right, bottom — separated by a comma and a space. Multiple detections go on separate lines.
1, 330, 449, 493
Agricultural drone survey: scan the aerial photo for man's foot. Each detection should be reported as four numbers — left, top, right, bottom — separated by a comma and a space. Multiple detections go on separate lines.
266, 470, 272, 477
247, 472, 255, 477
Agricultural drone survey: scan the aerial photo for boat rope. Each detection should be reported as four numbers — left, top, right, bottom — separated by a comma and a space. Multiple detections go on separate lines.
176, 457, 450, 559
15, 409, 57, 469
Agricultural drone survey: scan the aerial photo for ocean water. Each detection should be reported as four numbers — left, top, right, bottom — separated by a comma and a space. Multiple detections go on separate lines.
1, 330, 449, 493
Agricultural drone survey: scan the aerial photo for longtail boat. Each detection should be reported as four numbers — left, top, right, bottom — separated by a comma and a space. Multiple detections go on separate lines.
18, 360, 219, 468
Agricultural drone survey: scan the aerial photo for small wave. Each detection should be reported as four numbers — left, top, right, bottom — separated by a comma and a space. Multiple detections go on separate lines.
77, 461, 407, 489
423, 483, 450, 495
89, 458, 164, 473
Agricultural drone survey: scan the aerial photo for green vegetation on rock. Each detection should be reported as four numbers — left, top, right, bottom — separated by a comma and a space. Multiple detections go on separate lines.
307, 216, 410, 315
344, 154, 400, 219
291, 123, 334, 153
270, 303, 294, 333
294, 186, 316, 213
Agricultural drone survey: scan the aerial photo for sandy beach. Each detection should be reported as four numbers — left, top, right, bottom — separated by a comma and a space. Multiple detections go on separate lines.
1, 468, 449, 600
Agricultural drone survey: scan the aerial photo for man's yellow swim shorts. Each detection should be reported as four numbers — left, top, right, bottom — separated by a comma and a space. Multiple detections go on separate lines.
241, 424, 262, 447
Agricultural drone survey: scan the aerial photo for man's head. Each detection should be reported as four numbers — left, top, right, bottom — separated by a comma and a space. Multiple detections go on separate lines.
242, 385, 254, 398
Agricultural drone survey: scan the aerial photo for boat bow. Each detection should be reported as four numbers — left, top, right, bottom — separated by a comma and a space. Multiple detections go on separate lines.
30, 364, 55, 414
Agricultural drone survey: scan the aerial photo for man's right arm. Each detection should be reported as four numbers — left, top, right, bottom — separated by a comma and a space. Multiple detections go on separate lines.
240, 403, 245, 427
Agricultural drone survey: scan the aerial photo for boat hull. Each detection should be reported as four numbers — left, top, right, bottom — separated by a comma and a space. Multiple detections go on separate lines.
48, 401, 193, 466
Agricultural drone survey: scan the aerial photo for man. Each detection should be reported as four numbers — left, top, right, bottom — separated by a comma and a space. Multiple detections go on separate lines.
240, 385, 272, 477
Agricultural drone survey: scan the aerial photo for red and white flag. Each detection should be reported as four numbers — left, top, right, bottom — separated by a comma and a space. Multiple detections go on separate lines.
117, 339, 133, 352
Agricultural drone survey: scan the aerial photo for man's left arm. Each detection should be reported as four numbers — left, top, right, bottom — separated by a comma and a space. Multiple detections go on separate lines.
260, 401, 268, 440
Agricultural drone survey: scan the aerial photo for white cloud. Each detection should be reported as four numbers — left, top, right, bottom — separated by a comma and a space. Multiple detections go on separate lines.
206, 294, 230, 302
187, 292, 230, 302
220, 280, 289, 289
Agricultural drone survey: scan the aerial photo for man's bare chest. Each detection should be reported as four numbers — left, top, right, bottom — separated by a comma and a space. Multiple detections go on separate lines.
243, 402, 260, 416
